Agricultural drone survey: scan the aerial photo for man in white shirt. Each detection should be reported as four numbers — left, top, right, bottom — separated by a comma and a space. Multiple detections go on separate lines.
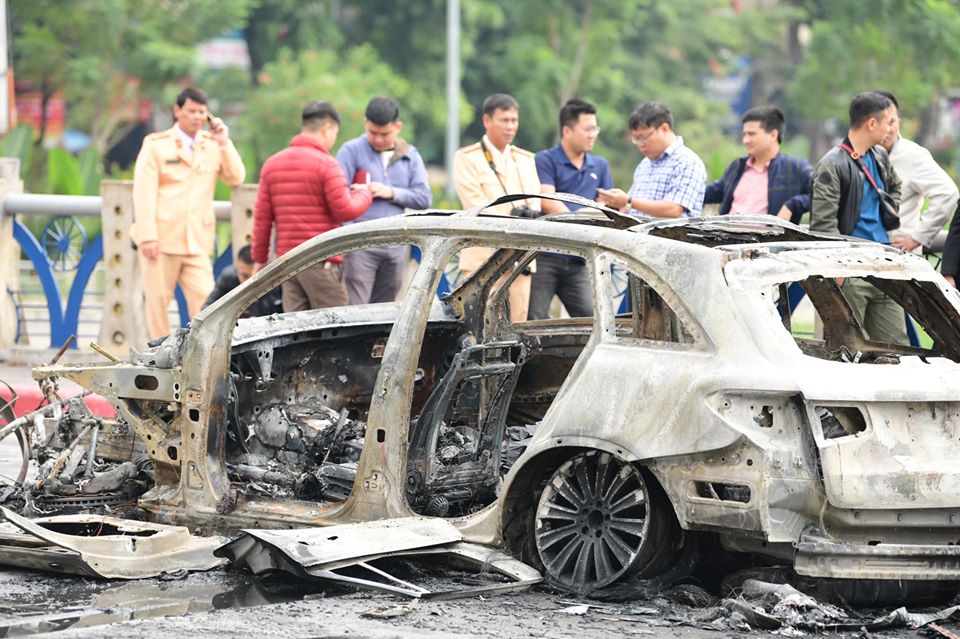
876, 90, 958, 254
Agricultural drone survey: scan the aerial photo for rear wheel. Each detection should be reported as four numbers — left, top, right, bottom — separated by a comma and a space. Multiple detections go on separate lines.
533, 450, 678, 594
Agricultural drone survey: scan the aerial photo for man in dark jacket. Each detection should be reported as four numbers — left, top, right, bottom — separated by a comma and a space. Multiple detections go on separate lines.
703, 106, 812, 223
251, 101, 373, 311
202, 245, 281, 316
811, 91, 904, 344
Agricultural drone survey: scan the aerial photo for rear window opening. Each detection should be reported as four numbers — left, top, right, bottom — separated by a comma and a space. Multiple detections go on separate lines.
765, 276, 960, 364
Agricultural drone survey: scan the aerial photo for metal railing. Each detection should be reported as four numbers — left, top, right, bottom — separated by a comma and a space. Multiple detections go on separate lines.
3, 193, 238, 349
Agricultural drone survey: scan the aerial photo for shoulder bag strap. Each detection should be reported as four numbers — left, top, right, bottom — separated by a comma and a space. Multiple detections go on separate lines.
838, 143, 884, 194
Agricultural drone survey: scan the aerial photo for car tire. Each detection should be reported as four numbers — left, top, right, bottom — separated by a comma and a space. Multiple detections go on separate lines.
531, 450, 679, 594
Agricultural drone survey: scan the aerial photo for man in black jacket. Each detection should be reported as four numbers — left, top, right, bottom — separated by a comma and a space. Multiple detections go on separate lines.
703, 106, 812, 223
811, 91, 905, 344
203, 245, 282, 317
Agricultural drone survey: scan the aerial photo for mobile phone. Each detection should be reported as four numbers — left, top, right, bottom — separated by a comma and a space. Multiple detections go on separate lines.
353, 169, 370, 185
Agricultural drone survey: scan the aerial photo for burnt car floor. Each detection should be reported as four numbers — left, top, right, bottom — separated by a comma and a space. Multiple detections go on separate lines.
2, 195, 960, 634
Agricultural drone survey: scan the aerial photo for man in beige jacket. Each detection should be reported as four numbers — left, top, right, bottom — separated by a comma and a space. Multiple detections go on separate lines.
876, 90, 958, 255
452, 93, 540, 322
132, 87, 246, 339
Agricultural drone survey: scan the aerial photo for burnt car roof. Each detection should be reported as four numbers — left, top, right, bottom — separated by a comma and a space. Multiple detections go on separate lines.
629, 214, 860, 247
407, 193, 873, 249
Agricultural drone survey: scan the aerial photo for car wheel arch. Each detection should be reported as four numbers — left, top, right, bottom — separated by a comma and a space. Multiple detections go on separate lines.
499, 442, 678, 550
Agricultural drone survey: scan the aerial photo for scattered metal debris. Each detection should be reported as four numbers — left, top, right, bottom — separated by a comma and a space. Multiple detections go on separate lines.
0, 506, 226, 578
217, 517, 541, 599
709, 577, 960, 633
361, 600, 418, 619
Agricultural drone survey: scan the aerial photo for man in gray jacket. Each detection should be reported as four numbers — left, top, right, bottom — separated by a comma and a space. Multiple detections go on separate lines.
337, 97, 432, 304
811, 91, 904, 344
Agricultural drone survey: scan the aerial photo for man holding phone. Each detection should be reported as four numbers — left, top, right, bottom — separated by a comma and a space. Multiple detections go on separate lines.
132, 87, 245, 340
336, 97, 431, 304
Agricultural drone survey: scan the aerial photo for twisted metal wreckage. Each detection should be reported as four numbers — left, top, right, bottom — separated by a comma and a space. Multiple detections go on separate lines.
2, 194, 960, 606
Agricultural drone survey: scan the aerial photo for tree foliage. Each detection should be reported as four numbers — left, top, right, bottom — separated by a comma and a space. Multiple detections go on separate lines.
241, 45, 467, 174
785, 0, 960, 143
10, 0, 255, 153
9, 0, 960, 190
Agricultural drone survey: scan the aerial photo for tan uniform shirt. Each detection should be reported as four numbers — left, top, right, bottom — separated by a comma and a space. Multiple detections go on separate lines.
131, 126, 246, 256
452, 136, 540, 272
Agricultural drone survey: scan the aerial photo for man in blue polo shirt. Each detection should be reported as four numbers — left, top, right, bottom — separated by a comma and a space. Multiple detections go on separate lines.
532, 99, 613, 320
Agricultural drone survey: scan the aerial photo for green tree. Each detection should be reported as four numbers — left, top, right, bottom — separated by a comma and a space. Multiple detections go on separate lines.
10, 0, 255, 154
242, 46, 456, 172
785, 0, 960, 151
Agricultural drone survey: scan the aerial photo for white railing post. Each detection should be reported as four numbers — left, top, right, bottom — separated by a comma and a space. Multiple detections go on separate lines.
230, 183, 259, 262
98, 180, 147, 356
0, 157, 22, 347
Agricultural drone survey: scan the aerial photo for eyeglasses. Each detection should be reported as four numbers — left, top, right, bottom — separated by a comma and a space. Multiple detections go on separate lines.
631, 129, 657, 144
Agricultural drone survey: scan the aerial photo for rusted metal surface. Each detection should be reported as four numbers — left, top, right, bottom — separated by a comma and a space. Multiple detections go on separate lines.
8, 202, 960, 593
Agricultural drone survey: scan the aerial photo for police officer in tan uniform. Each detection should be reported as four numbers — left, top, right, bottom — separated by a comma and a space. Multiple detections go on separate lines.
132, 87, 245, 339
452, 93, 540, 322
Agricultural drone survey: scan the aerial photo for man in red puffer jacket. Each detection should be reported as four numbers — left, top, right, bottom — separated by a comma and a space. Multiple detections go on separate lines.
251, 101, 373, 311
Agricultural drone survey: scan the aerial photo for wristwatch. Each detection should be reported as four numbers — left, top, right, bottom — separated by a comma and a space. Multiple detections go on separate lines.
624, 196, 632, 210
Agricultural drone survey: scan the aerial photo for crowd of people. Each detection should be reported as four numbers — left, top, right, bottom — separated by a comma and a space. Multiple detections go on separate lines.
131, 86, 960, 342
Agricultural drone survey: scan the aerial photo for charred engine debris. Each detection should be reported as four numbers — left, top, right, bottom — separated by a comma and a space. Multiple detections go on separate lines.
222, 328, 535, 517
1, 323, 541, 520
0, 392, 152, 516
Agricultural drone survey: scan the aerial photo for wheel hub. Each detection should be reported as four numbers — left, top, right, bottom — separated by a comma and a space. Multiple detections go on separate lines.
534, 450, 653, 593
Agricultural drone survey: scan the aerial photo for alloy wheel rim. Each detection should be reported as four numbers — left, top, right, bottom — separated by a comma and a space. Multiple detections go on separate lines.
534, 451, 651, 592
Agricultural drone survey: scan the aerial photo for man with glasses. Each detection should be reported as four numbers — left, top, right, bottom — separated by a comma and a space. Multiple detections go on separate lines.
597, 101, 706, 218
530, 99, 612, 319
337, 97, 432, 304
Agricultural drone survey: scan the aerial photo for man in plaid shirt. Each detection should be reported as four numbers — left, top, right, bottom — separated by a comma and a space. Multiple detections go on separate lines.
597, 101, 706, 217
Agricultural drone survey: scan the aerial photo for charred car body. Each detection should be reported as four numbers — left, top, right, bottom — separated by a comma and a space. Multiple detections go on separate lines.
7, 194, 960, 595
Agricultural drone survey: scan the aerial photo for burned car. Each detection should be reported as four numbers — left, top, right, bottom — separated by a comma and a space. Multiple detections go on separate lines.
7, 193, 960, 595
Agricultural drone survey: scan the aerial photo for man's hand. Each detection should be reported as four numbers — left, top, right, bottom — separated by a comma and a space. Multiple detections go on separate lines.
369, 182, 394, 200
139, 240, 159, 259
945, 275, 956, 288
596, 187, 629, 209
350, 182, 370, 192
252, 261, 267, 275
776, 205, 793, 221
891, 236, 921, 252
208, 116, 230, 146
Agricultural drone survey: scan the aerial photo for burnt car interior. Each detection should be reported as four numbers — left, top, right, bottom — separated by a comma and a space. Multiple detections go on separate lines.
770, 276, 960, 364
219, 242, 610, 518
